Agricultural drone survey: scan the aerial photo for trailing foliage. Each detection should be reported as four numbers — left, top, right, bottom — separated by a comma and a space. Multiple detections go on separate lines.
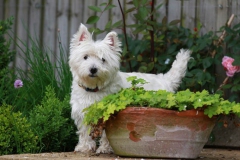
0, 17, 15, 105
29, 86, 77, 152
0, 104, 38, 155
84, 77, 240, 126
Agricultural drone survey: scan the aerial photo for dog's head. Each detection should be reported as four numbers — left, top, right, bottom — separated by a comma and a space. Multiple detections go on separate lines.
69, 24, 122, 90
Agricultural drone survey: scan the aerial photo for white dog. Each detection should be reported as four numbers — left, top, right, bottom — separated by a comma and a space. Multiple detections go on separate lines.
69, 24, 191, 154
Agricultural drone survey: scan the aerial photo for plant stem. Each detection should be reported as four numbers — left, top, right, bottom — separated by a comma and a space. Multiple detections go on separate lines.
117, 0, 132, 72
217, 76, 229, 91
150, 0, 155, 69
211, 14, 235, 58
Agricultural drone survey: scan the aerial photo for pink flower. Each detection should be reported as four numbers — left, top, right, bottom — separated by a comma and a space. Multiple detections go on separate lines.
222, 56, 240, 77
14, 79, 23, 88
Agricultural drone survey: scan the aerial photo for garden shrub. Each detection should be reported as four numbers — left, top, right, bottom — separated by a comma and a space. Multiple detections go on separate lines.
29, 86, 77, 152
10, 34, 72, 114
0, 104, 38, 155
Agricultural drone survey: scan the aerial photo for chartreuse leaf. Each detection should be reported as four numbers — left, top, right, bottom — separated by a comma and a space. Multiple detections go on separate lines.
166, 93, 176, 108
83, 77, 240, 126
232, 103, 240, 113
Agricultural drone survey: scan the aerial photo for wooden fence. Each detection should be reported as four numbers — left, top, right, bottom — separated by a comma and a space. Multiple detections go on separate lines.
1, 0, 240, 71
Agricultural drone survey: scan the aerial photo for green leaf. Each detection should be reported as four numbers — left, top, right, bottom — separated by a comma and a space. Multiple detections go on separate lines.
147, 25, 153, 31
104, 4, 116, 11
138, 7, 148, 20
169, 19, 180, 26
89, 27, 104, 35
138, 66, 147, 72
137, 55, 142, 61
112, 20, 122, 28
231, 84, 240, 92
133, 0, 139, 7
202, 57, 213, 69
133, 25, 146, 34
155, 3, 163, 10
100, 2, 107, 6
162, 16, 167, 25
86, 16, 100, 24
222, 84, 232, 89
88, 6, 102, 12
187, 38, 194, 48
105, 20, 112, 30
126, 7, 136, 13
146, 62, 154, 72
232, 56, 240, 65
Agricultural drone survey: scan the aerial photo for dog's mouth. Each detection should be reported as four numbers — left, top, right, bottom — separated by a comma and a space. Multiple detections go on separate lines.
89, 74, 97, 77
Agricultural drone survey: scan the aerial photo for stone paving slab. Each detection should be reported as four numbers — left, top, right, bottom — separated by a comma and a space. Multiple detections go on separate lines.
0, 148, 240, 160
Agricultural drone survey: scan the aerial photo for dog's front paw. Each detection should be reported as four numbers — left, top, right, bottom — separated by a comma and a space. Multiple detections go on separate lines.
74, 142, 96, 153
96, 145, 113, 154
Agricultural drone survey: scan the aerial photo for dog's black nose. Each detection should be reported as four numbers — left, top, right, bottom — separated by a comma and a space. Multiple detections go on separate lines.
90, 67, 98, 74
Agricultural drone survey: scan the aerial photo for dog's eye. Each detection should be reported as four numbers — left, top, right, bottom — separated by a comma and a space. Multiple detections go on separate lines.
84, 55, 88, 60
102, 58, 106, 62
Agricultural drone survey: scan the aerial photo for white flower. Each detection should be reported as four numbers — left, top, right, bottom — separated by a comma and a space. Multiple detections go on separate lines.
164, 58, 170, 64
184, 105, 187, 110
198, 99, 201, 102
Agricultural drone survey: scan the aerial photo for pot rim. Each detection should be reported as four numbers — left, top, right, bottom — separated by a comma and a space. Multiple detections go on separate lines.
119, 107, 216, 119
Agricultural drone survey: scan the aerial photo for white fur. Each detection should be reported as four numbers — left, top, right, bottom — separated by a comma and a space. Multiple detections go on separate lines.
69, 23, 191, 153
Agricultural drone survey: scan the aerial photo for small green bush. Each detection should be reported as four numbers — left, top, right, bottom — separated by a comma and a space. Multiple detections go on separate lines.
0, 104, 38, 155
29, 86, 77, 152
10, 38, 72, 113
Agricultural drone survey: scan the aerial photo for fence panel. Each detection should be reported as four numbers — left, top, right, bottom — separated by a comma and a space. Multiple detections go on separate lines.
0, 0, 239, 72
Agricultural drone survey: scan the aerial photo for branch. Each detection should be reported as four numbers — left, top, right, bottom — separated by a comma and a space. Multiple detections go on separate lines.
117, 0, 132, 72
150, 0, 155, 64
217, 76, 229, 92
211, 14, 235, 58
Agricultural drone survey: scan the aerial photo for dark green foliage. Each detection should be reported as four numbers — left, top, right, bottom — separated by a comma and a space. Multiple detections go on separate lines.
29, 86, 77, 152
0, 17, 14, 77
84, 0, 221, 92
0, 104, 38, 155
220, 24, 240, 101
0, 17, 15, 105
85, 0, 240, 100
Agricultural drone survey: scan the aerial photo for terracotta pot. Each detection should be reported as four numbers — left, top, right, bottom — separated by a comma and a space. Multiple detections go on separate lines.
105, 107, 216, 159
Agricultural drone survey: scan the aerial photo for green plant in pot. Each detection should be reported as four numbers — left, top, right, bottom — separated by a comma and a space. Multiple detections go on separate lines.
83, 76, 240, 159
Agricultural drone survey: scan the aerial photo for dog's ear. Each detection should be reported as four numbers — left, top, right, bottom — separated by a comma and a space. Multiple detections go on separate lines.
78, 24, 92, 42
73, 23, 92, 44
103, 32, 121, 51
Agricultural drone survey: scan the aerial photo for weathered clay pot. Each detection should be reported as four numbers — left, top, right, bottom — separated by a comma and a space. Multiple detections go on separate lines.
105, 107, 216, 159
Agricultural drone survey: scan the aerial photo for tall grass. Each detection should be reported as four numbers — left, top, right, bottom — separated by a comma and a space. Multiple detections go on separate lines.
7, 31, 72, 114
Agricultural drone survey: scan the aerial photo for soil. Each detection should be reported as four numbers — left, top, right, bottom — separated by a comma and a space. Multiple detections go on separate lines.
1, 148, 240, 160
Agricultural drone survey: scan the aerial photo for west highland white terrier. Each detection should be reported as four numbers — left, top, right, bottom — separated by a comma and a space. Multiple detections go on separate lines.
69, 24, 191, 154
